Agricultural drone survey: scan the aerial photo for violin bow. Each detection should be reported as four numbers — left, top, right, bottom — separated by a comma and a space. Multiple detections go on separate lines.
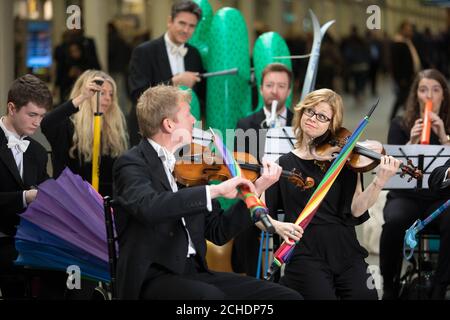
266, 99, 380, 280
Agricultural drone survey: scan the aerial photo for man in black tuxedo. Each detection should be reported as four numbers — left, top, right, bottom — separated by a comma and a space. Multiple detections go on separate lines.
0, 74, 52, 298
128, 0, 205, 146
429, 159, 450, 198
233, 63, 294, 277
113, 85, 303, 299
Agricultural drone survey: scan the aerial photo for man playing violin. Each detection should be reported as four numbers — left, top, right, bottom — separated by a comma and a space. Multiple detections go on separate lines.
265, 88, 401, 300
112, 84, 303, 300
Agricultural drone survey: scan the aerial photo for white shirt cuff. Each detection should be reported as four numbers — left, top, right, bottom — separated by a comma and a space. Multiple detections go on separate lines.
205, 185, 212, 212
22, 191, 28, 208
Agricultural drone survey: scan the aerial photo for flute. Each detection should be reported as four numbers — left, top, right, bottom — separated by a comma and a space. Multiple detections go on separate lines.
420, 100, 432, 145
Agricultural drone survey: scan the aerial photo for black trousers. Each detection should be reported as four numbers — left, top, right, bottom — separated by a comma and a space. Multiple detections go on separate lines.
231, 226, 260, 277
380, 196, 450, 299
139, 255, 302, 300
280, 254, 378, 300
0, 238, 85, 300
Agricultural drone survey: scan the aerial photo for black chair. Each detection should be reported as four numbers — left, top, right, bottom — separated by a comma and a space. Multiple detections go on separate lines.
102, 196, 118, 300
90, 196, 118, 300
400, 231, 440, 299
0, 272, 29, 300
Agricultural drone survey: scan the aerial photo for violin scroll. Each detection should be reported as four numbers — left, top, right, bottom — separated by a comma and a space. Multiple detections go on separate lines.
399, 159, 423, 181
288, 169, 315, 190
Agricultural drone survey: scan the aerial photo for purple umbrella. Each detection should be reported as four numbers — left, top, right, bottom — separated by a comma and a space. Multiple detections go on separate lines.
18, 168, 114, 264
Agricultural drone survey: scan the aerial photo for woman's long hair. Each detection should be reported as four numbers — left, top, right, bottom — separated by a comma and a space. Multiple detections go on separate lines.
69, 70, 128, 161
402, 69, 450, 132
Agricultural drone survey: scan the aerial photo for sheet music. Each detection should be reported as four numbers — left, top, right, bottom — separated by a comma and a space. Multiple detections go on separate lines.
192, 127, 213, 146
263, 126, 296, 162
374, 145, 450, 189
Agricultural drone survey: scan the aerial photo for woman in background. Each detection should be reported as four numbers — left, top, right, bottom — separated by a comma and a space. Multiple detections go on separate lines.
42, 70, 128, 196
380, 69, 450, 300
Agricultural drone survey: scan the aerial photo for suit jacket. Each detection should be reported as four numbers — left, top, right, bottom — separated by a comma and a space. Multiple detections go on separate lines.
0, 130, 49, 236
127, 35, 205, 146
429, 159, 450, 198
235, 108, 294, 163
113, 139, 253, 299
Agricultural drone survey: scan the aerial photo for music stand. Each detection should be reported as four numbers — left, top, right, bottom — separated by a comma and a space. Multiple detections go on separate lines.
192, 127, 213, 147
373, 145, 450, 190
263, 126, 296, 163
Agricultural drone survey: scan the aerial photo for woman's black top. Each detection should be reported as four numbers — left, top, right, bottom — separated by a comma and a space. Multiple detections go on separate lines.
265, 152, 370, 261
266, 152, 369, 226
41, 100, 116, 196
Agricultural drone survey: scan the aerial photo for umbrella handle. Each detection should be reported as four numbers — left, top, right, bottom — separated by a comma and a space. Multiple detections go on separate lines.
92, 94, 102, 191
403, 219, 421, 260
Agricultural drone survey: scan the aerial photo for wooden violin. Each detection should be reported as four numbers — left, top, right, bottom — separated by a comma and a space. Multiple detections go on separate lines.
309, 127, 423, 181
174, 143, 315, 190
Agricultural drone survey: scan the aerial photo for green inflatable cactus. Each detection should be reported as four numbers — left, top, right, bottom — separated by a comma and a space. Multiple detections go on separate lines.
205, 7, 251, 140
189, 0, 213, 66
253, 32, 293, 112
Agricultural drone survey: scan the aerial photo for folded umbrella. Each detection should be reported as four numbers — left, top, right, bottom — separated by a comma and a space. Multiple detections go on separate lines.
15, 168, 115, 282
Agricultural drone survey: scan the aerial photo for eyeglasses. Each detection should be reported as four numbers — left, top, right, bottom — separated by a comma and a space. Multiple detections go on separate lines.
303, 108, 332, 123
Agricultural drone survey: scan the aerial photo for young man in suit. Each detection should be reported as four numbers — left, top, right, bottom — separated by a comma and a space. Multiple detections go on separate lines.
0, 74, 53, 298
113, 85, 303, 300
233, 63, 294, 277
128, 0, 205, 146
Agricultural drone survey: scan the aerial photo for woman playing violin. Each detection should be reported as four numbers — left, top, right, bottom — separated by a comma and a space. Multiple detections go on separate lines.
265, 88, 400, 300
380, 69, 450, 300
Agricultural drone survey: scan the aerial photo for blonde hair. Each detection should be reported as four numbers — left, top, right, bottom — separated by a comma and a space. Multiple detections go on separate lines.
136, 85, 191, 138
292, 88, 344, 148
69, 70, 128, 161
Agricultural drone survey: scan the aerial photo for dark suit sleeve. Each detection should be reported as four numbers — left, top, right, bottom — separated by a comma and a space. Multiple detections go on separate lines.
204, 200, 253, 246
128, 45, 152, 102
0, 191, 24, 217
429, 159, 450, 197
113, 151, 209, 225
41, 100, 78, 145
0, 142, 49, 234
